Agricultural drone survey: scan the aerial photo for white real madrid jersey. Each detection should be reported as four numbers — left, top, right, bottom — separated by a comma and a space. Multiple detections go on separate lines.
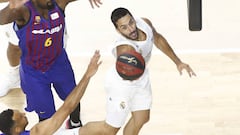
112, 17, 154, 64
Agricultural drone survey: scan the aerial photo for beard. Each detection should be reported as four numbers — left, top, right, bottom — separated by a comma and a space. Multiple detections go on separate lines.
47, 1, 54, 10
129, 30, 138, 40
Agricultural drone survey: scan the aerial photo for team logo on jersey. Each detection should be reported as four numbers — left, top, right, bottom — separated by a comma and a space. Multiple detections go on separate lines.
39, 111, 45, 114
5, 31, 9, 38
120, 101, 126, 109
34, 16, 41, 25
50, 12, 59, 20
32, 24, 63, 35
135, 45, 143, 54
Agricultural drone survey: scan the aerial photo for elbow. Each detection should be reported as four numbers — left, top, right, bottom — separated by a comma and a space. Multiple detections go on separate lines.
0, 16, 8, 25
0, 18, 13, 25
0, 17, 4, 25
0, 21, 9, 25
0, 12, 6, 25
0, 22, 6, 25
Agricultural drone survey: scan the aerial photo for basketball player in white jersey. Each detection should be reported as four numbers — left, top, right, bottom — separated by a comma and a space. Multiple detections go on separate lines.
0, 0, 22, 97
74, 7, 196, 135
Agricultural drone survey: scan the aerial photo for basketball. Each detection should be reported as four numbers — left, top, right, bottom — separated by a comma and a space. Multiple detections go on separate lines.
116, 50, 145, 80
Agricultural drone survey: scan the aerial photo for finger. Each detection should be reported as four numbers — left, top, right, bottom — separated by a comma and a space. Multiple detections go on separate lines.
94, 0, 102, 8
94, 50, 102, 65
89, 0, 94, 8
178, 68, 183, 76
188, 71, 192, 77
191, 71, 197, 76
188, 66, 197, 77
93, 1, 99, 8
97, 0, 103, 5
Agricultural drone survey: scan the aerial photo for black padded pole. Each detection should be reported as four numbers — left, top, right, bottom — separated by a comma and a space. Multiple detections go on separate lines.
188, 0, 202, 31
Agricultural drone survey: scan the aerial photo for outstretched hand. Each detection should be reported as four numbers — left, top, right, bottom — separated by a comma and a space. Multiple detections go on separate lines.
85, 50, 102, 78
177, 62, 196, 77
88, 0, 102, 8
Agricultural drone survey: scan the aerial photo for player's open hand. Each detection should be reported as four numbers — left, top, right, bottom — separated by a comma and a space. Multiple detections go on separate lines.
177, 62, 196, 77
88, 0, 102, 8
85, 50, 102, 78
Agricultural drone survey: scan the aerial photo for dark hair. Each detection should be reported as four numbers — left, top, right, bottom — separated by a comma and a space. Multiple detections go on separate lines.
0, 109, 14, 135
111, 7, 133, 28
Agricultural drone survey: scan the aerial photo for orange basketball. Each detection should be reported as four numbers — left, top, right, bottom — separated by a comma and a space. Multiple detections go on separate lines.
116, 50, 145, 80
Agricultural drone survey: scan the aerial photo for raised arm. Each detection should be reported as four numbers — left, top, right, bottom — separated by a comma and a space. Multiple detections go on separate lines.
30, 50, 102, 135
56, 0, 102, 11
143, 18, 196, 77
0, 0, 28, 25
88, 0, 102, 8
0, 0, 9, 3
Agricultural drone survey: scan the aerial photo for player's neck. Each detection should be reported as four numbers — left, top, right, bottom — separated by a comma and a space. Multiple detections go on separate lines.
32, 1, 50, 20
136, 29, 146, 41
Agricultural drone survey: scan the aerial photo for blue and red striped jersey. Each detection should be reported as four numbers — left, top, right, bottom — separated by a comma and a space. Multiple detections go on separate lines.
14, 0, 65, 72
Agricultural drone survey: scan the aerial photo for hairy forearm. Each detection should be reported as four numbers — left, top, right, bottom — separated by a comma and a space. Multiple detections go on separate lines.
155, 35, 182, 65
46, 73, 91, 133
63, 74, 91, 113
0, 0, 8, 3
61, 51, 100, 113
33, 51, 100, 135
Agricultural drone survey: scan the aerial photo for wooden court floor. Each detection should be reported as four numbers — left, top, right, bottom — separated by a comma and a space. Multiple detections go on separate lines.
1, 52, 240, 135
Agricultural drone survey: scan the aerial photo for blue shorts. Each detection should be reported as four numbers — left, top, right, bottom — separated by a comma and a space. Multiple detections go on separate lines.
20, 50, 76, 119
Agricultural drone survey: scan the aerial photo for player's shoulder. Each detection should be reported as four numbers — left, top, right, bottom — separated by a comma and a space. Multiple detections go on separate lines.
140, 17, 151, 25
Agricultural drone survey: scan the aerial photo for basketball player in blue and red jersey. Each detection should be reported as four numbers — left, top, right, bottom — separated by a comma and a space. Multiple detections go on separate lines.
0, 0, 103, 129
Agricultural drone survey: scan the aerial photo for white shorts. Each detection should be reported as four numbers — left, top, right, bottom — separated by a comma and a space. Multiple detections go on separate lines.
104, 66, 152, 128
5, 23, 19, 46
53, 127, 79, 135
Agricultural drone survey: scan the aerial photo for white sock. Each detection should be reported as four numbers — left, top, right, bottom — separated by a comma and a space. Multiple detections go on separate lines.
70, 120, 81, 127
9, 65, 20, 70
